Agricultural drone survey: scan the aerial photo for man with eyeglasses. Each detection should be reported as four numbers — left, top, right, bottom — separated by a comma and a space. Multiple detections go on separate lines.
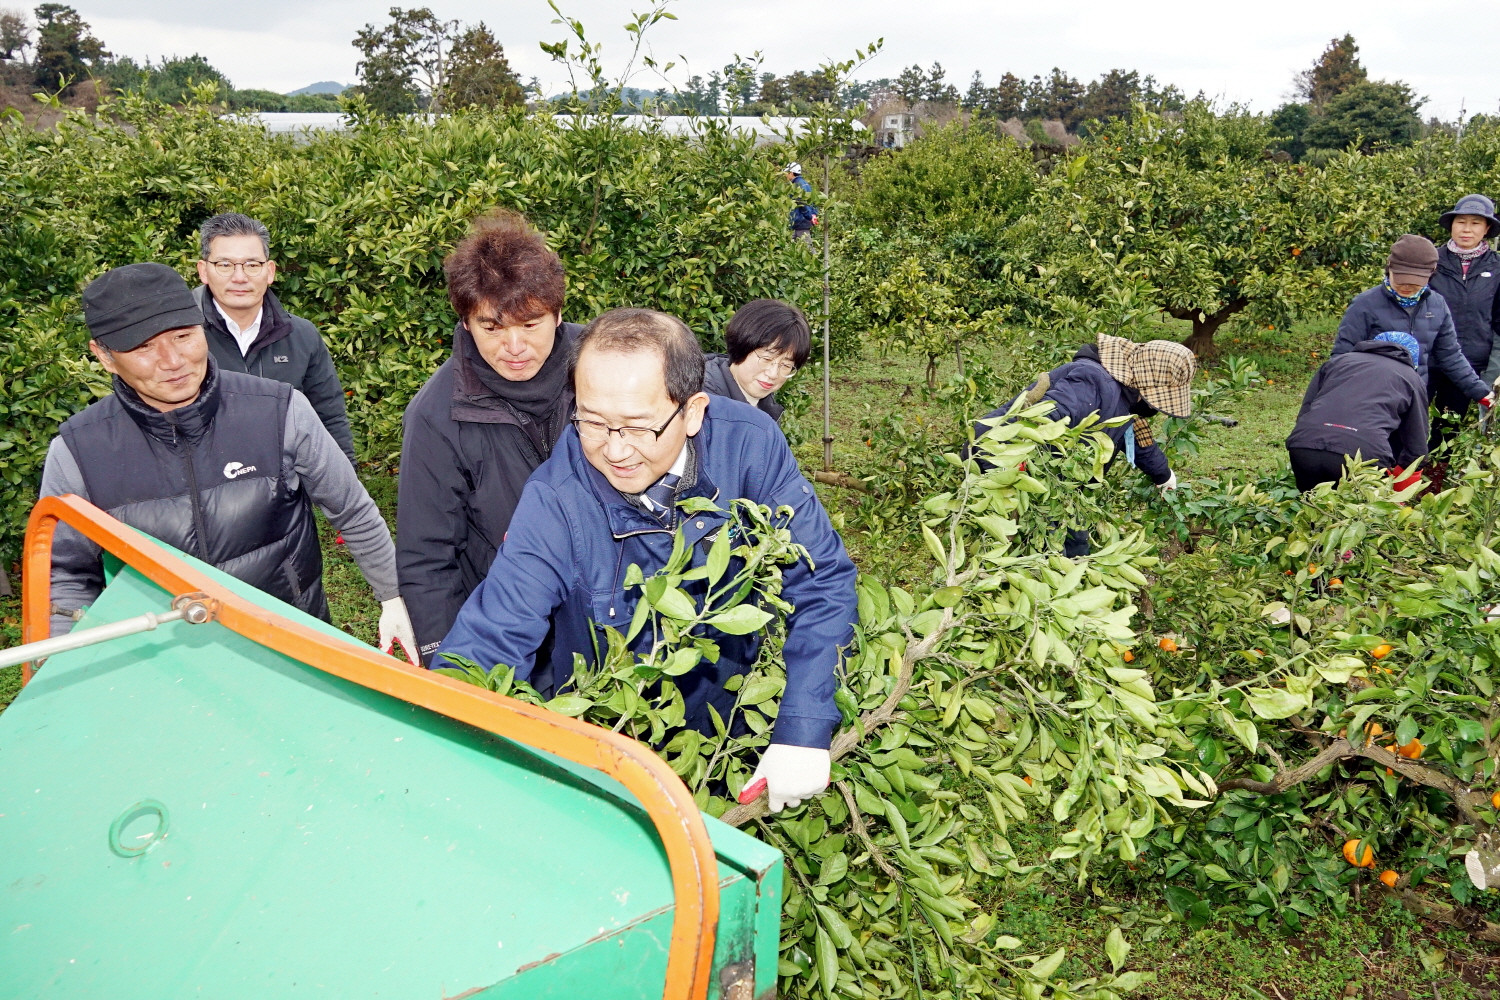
439, 308, 858, 814
194, 212, 356, 465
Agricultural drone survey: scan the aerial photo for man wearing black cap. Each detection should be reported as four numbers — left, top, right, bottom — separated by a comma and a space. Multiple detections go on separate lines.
38, 263, 419, 664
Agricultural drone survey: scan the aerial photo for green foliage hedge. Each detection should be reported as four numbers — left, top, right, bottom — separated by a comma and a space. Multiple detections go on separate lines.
0, 97, 822, 561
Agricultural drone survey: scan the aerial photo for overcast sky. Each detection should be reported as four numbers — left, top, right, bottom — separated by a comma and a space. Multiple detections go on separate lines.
70, 0, 1498, 121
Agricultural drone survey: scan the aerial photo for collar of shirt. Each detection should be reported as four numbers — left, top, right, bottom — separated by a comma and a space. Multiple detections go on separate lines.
631, 441, 690, 515
213, 297, 264, 357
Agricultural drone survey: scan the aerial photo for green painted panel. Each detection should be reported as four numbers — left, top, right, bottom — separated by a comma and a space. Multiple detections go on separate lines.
0, 536, 782, 999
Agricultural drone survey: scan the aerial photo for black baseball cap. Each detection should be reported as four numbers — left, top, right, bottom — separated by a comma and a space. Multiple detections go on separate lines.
82, 263, 203, 351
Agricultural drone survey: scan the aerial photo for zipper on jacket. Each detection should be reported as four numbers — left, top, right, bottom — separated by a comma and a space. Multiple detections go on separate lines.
177, 427, 210, 562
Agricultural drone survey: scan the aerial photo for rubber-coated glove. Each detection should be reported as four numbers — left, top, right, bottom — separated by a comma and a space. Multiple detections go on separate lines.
751, 744, 831, 812
378, 596, 419, 666
1158, 470, 1178, 492
1481, 394, 1495, 409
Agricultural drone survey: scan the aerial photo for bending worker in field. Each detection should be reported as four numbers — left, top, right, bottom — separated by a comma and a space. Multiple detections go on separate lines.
438, 308, 858, 813
40, 263, 416, 660
977, 333, 1196, 556
1285, 332, 1429, 492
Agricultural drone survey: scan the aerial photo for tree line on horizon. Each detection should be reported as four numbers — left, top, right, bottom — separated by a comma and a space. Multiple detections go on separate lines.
0, 3, 1441, 159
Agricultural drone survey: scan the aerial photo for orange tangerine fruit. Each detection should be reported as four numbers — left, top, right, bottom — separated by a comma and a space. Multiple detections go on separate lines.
1158, 637, 1178, 653
1343, 839, 1375, 868
1379, 870, 1399, 888
1371, 644, 1394, 659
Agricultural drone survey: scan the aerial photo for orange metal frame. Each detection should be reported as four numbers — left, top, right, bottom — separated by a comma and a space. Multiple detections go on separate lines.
21, 495, 719, 1000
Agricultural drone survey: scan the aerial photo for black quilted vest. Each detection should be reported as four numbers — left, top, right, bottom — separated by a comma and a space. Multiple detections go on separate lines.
59, 363, 328, 620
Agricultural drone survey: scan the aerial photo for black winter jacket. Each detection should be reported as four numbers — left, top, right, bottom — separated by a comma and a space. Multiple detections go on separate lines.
194, 286, 356, 465
57, 362, 328, 619
1332, 283, 1489, 400
702, 353, 785, 423
976, 350, 1172, 485
396, 322, 584, 662
1430, 246, 1500, 377
1285, 340, 1428, 470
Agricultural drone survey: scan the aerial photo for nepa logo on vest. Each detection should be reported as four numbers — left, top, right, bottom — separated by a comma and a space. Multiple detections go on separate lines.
223, 462, 258, 480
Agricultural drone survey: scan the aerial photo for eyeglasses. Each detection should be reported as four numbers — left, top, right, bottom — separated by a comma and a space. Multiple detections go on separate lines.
751, 351, 797, 376
572, 400, 686, 445
204, 259, 268, 276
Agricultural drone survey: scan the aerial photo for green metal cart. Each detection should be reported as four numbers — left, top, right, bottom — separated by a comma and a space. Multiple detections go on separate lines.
0, 495, 782, 999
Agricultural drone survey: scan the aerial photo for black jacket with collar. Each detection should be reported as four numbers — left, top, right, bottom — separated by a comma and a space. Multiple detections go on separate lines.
1431, 245, 1500, 373
1286, 340, 1428, 470
194, 285, 356, 465
395, 322, 584, 663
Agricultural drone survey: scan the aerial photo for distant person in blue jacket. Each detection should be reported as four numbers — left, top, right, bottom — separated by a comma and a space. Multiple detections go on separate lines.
439, 308, 858, 813
785, 162, 818, 244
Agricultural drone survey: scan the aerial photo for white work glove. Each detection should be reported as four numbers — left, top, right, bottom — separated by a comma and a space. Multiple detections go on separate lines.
378, 597, 419, 666
751, 744, 831, 812
1481, 394, 1495, 410
1157, 470, 1178, 492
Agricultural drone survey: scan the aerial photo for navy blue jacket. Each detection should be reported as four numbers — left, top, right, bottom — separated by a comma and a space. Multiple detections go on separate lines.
978, 356, 1171, 485
1286, 340, 1428, 469
790, 175, 818, 231
1430, 246, 1500, 378
1332, 283, 1489, 400
438, 396, 857, 749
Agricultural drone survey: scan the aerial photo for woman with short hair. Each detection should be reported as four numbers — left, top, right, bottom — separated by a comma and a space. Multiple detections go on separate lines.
702, 299, 812, 425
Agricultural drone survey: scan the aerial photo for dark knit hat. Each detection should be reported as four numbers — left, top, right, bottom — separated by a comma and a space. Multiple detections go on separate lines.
1386, 235, 1438, 285
82, 263, 202, 351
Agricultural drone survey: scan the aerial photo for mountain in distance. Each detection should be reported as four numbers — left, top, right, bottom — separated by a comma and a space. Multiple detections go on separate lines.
289, 81, 349, 96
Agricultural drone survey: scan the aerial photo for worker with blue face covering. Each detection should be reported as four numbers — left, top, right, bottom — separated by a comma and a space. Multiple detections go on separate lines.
1286, 331, 1429, 492
1331, 234, 1495, 413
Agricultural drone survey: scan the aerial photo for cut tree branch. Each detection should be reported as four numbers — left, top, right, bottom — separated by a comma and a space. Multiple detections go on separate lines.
1217, 736, 1489, 828
718, 608, 952, 827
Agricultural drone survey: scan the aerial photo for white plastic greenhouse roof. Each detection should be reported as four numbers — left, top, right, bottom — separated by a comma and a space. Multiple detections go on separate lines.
242, 113, 861, 146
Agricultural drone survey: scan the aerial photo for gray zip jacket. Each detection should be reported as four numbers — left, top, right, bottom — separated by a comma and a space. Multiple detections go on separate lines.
40, 388, 397, 636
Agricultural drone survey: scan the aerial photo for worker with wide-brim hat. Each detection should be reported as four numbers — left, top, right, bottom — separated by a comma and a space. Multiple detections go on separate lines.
975, 332, 1196, 556
1430, 196, 1500, 419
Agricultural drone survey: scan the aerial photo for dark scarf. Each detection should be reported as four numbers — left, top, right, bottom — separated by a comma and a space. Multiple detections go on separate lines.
456, 322, 572, 453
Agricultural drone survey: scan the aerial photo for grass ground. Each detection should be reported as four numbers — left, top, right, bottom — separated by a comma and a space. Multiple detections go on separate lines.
6, 315, 1495, 996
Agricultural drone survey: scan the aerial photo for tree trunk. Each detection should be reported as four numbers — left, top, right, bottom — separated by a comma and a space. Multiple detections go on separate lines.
925, 353, 939, 390
1170, 297, 1249, 356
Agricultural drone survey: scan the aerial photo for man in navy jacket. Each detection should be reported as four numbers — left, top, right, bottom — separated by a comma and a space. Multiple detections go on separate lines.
439, 308, 858, 812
